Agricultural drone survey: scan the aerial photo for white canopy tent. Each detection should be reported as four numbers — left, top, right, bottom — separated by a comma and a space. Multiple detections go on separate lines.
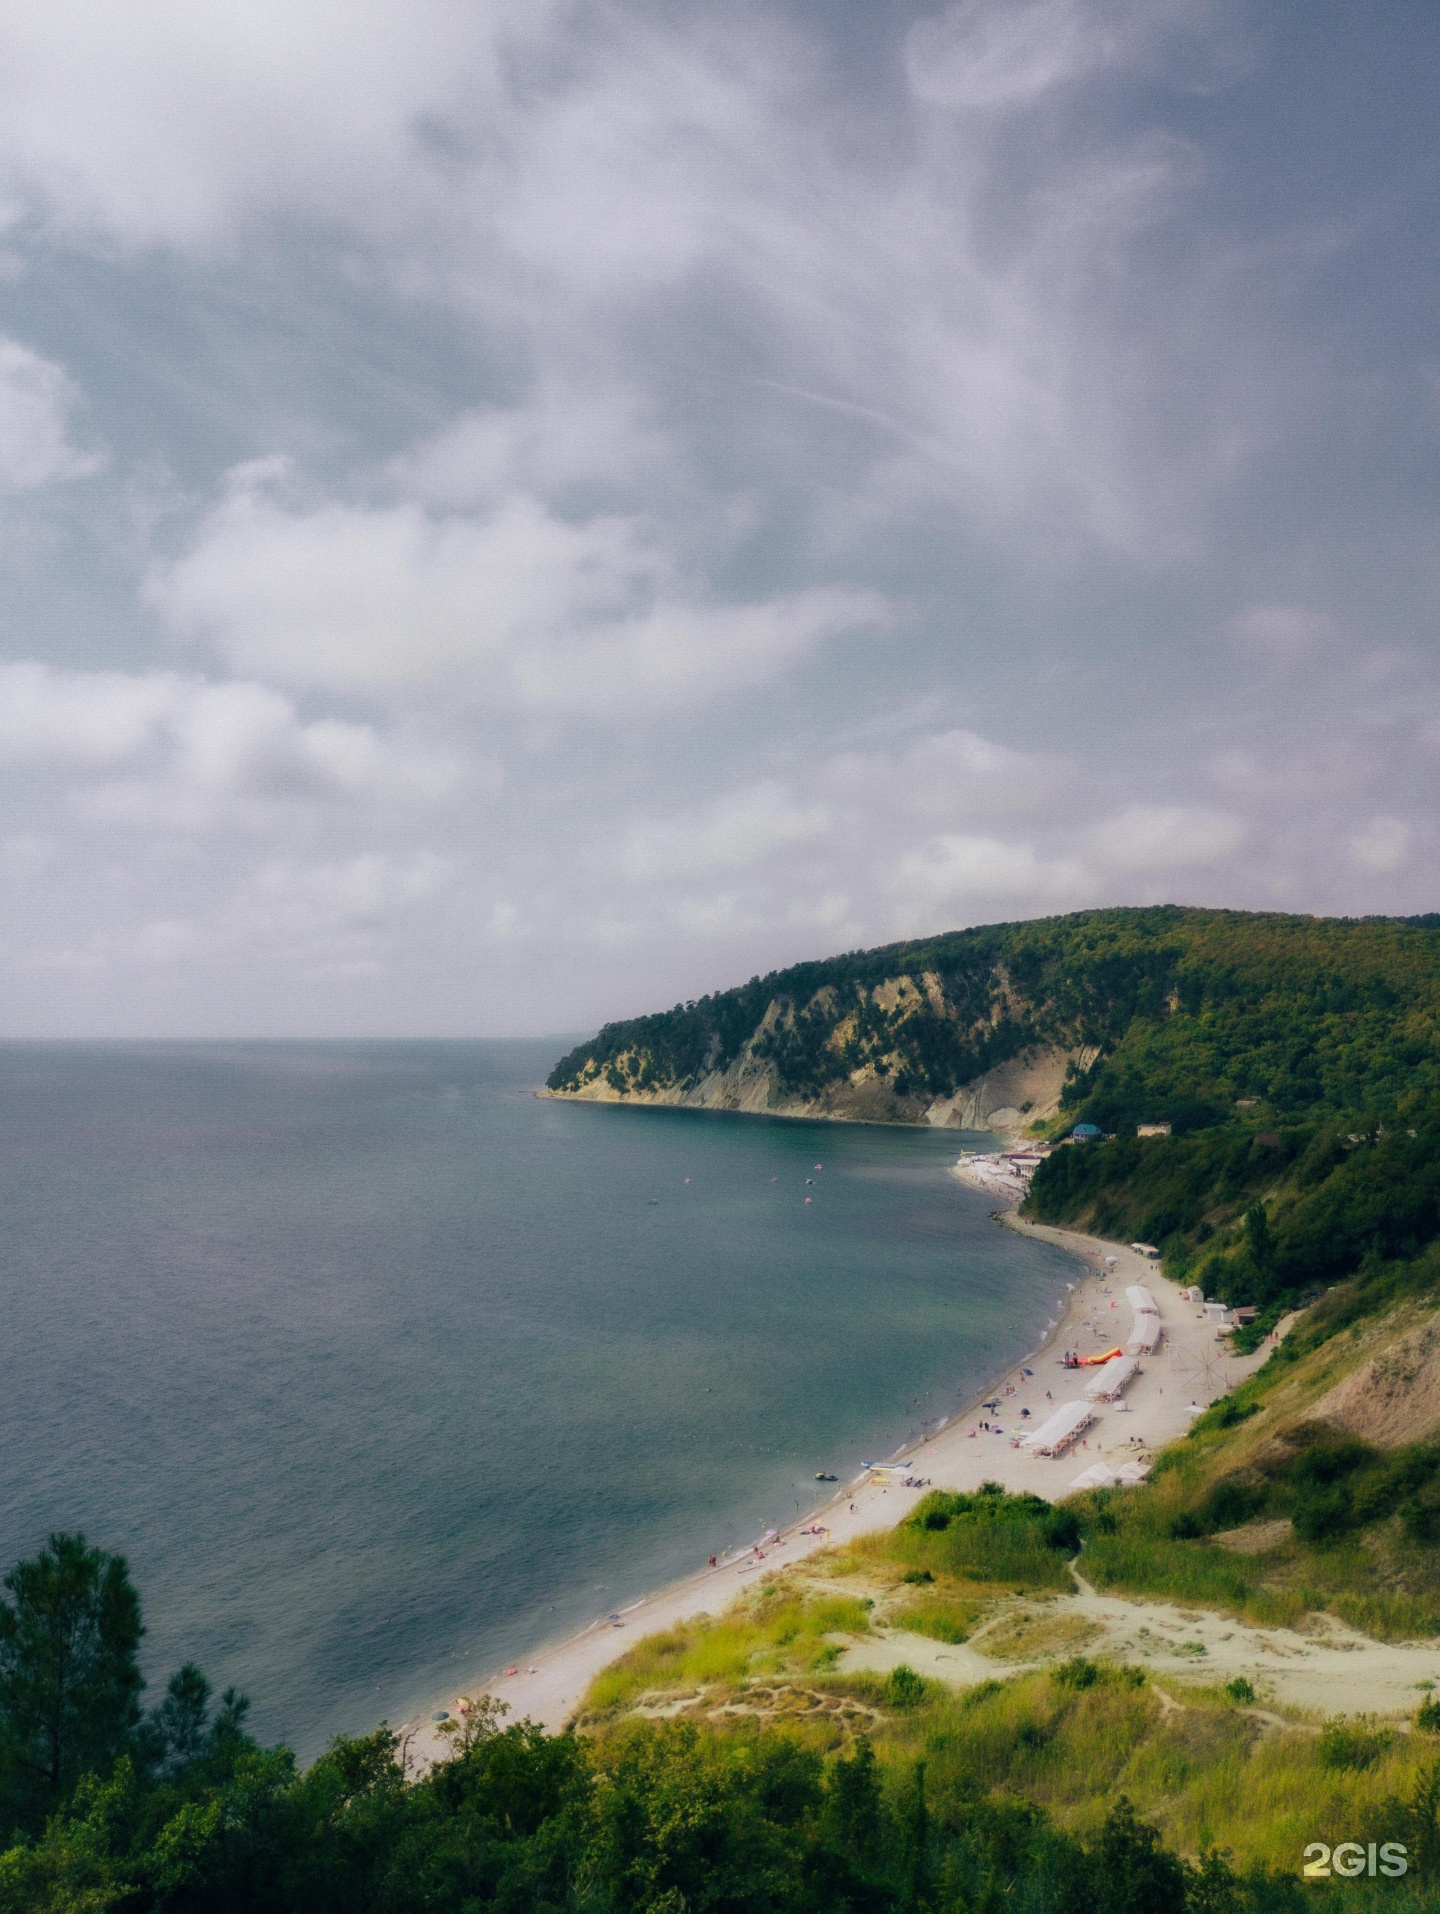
1020, 1399, 1094, 1455
1127, 1315, 1162, 1354
1126, 1285, 1159, 1316
1113, 1460, 1151, 1484
1083, 1353, 1141, 1401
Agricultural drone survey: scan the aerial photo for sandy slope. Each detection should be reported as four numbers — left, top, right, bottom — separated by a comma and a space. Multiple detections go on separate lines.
399, 1201, 1273, 1765
839, 1565, 1440, 1720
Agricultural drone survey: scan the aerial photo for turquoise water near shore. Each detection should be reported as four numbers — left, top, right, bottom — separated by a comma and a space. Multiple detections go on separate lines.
0, 1041, 1077, 1759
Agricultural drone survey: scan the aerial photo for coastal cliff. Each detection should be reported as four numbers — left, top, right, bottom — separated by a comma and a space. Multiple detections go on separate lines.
549, 1008, 1081, 1135
546, 904, 1440, 1137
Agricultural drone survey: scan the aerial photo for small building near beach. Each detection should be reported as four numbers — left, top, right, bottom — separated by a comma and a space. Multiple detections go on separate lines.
1071, 1123, 1101, 1142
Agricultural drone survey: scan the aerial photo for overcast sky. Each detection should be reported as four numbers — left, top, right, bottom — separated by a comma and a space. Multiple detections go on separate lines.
0, 0, 1436, 1038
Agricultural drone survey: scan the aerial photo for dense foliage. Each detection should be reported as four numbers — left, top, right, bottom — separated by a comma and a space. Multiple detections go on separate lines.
0, 1534, 1375, 1912
549, 908, 1440, 1113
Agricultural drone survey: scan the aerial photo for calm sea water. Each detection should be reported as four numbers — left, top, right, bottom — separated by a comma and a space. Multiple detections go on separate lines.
0, 1041, 1078, 1758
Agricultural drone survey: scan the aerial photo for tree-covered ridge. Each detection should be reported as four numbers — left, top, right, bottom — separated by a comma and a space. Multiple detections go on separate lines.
547, 918, 1022, 1102
551, 905, 1440, 1318
548, 906, 1440, 1115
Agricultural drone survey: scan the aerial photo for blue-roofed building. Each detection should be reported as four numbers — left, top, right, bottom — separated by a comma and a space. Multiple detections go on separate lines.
1071, 1122, 1102, 1141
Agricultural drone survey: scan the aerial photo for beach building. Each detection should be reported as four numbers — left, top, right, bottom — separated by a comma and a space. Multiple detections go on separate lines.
951, 1145, 1052, 1201
1129, 1242, 1161, 1259
1136, 1122, 1172, 1137
1083, 1353, 1140, 1401
1071, 1123, 1101, 1142
1204, 1301, 1234, 1325
1020, 1399, 1094, 1456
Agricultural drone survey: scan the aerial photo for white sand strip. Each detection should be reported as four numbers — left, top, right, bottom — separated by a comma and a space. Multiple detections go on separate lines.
399, 1197, 1270, 1765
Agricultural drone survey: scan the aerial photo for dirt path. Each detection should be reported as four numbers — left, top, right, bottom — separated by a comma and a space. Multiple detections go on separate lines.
836, 1579, 1440, 1719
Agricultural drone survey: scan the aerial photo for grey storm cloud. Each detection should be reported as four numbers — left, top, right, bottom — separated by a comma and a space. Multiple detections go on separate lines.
0, 0, 1435, 1036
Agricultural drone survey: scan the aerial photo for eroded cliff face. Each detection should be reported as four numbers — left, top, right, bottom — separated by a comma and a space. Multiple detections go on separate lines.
544, 967, 1087, 1135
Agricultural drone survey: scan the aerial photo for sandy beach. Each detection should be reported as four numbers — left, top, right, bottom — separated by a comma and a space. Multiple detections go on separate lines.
400, 1174, 1272, 1766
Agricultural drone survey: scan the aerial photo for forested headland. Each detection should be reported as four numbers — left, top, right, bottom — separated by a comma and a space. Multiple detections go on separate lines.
550, 906, 1440, 1326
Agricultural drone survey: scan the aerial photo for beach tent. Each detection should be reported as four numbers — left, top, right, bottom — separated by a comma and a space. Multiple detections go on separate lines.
1113, 1460, 1151, 1484
1068, 1462, 1118, 1490
1126, 1315, 1162, 1355
1020, 1400, 1094, 1455
1126, 1285, 1159, 1316
1083, 1354, 1140, 1401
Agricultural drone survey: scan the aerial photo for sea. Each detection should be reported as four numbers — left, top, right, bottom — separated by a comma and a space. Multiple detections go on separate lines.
0, 1041, 1080, 1759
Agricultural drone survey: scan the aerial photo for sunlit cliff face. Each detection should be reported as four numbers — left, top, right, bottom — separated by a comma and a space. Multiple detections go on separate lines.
0, 0, 1436, 1036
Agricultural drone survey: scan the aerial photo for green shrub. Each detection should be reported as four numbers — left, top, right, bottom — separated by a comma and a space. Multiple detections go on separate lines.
885, 1665, 926, 1708
1042, 1508, 1081, 1552
1317, 1719, 1394, 1771
1053, 1658, 1101, 1690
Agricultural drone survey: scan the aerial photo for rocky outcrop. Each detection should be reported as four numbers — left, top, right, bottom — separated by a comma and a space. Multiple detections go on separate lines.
546, 985, 1085, 1135
920, 1045, 1092, 1136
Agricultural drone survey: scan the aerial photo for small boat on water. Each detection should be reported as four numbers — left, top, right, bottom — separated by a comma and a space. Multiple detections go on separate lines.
814, 1472, 837, 1481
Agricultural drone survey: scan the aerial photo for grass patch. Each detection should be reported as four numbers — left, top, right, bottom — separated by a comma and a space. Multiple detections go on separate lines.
1079, 1529, 1308, 1629
852, 1486, 1077, 1592
975, 1608, 1104, 1663
578, 1578, 873, 1721
891, 1596, 978, 1645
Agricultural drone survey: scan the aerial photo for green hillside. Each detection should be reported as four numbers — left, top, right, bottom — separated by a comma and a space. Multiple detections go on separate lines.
550, 906, 1440, 1316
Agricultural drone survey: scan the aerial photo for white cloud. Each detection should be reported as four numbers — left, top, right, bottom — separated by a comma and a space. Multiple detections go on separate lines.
619, 781, 830, 883
1349, 815, 1410, 874
0, 662, 175, 764
0, 0, 546, 250
0, 336, 101, 493
905, 0, 1224, 112
905, 0, 1121, 110
0, 661, 463, 828
671, 891, 760, 939
241, 849, 451, 931
1087, 805, 1245, 872
889, 728, 1062, 820
0, 4, 1435, 1035
1227, 605, 1336, 661
0, 0, 1268, 565
389, 386, 669, 511
149, 467, 884, 714
890, 832, 1088, 910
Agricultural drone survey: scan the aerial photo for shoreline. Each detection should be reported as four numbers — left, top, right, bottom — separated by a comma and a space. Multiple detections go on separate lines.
399, 1181, 1262, 1766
